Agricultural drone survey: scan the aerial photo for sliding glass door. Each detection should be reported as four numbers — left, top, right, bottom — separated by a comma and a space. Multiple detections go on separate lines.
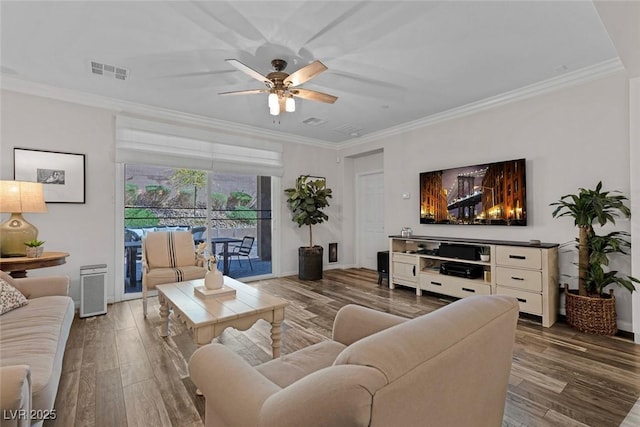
123, 164, 272, 294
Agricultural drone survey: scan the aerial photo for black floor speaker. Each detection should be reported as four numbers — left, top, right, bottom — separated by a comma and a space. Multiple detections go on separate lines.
377, 251, 389, 285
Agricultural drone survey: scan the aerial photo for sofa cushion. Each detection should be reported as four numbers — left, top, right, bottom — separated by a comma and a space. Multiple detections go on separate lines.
256, 340, 346, 388
0, 295, 74, 413
0, 278, 28, 315
145, 231, 198, 269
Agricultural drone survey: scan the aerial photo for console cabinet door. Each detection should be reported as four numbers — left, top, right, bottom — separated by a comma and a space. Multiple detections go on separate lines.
392, 254, 417, 286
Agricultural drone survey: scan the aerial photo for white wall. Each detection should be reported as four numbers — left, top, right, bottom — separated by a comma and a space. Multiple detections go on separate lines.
279, 143, 343, 275
341, 72, 635, 331
1, 90, 116, 303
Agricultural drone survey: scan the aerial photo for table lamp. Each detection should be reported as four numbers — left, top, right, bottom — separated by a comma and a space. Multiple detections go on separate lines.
0, 181, 47, 257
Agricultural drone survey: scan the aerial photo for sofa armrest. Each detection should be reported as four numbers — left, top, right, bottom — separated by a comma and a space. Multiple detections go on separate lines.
0, 365, 31, 427
189, 343, 281, 427
332, 305, 408, 346
12, 276, 69, 299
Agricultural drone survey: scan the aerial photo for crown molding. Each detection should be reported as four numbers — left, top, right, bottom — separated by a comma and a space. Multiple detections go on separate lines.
339, 58, 625, 150
0, 76, 336, 149
1, 58, 623, 152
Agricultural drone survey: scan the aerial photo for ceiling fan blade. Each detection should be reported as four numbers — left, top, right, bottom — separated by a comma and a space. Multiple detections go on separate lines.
225, 59, 273, 87
284, 60, 328, 87
291, 88, 338, 104
218, 89, 268, 96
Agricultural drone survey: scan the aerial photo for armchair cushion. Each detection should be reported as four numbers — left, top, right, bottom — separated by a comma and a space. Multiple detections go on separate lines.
256, 340, 346, 388
145, 231, 198, 269
143, 265, 208, 291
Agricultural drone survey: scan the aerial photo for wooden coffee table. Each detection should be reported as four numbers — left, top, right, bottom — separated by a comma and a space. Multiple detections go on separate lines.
156, 277, 287, 357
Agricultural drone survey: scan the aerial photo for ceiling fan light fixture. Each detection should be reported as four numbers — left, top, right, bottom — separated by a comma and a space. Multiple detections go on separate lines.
268, 92, 278, 109
285, 96, 295, 112
270, 103, 280, 116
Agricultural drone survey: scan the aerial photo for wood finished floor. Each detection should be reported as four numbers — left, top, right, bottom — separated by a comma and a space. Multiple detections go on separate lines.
46, 268, 640, 427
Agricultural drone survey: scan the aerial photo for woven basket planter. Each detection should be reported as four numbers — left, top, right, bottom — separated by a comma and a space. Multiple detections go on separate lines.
564, 284, 617, 335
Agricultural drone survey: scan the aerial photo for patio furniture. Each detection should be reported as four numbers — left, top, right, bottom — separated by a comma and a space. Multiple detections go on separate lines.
191, 226, 207, 244
211, 237, 243, 275
220, 236, 254, 273
141, 231, 206, 317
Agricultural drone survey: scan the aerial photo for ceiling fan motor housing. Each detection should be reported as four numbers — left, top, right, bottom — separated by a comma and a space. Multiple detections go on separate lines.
271, 59, 287, 72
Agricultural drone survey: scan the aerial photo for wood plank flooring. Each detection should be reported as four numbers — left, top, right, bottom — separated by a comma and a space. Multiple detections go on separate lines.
46, 268, 640, 427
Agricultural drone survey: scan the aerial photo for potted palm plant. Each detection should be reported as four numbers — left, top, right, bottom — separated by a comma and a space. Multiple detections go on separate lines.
551, 182, 638, 335
284, 175, 332, 280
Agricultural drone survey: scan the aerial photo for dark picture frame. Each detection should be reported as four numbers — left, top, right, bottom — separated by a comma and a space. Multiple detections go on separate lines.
14, 148, 86, 203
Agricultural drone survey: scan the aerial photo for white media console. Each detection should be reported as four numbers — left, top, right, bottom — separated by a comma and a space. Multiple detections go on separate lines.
389, 235, 559, 327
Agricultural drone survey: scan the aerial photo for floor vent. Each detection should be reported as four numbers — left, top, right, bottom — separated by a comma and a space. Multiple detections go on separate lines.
90, 61, 129, 81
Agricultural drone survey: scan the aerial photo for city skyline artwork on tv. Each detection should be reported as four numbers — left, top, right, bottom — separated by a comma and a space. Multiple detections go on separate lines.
419, 158, 526, 226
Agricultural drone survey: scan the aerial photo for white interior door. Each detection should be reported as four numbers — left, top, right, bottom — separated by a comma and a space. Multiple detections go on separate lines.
357, 171, 386, 270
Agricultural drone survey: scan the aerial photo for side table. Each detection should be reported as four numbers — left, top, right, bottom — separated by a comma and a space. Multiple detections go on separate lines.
0, 251, 70, 278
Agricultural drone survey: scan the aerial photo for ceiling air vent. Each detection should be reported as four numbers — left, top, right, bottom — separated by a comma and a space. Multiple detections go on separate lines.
333, 123, 364, 137
90, 61, 129, 81
302, 117, 328, 127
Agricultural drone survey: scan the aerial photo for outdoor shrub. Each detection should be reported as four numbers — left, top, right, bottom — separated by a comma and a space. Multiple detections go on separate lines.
125, 208, 159, 228
211, 192, 227, 210
139, 185, 170, 206
227, 191, 254, 210
125, 183, 138, 205
226, 206, 257, 225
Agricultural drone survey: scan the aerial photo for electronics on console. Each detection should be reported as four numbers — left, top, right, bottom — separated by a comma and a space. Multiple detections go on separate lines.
439, 262, 484, 279
438, 243, 478, 261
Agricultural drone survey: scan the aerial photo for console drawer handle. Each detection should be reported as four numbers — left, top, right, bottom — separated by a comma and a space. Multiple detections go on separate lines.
511, 276, 525, 281
430, 281, 442, 286
517, 298, 527, 303
462, 287, 475, 293
509, 255, 526, 260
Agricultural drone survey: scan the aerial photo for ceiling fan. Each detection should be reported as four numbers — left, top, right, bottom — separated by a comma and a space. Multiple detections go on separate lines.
219, 58, 338, 116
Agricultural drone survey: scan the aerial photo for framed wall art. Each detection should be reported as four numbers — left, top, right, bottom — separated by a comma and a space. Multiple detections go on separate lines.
14, 148, 86, 203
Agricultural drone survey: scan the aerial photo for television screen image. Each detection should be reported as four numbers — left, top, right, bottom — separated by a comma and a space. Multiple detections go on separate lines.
419, 158, 526, 226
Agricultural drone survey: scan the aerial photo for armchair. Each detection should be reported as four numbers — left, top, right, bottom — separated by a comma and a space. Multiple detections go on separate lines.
141, 231, 206, 317
189, 295, 519, 427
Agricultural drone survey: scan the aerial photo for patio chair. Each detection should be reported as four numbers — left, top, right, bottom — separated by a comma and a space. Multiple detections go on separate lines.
191, 225, 207, 244
220, 236, 254, 272
141, 231, 206, 317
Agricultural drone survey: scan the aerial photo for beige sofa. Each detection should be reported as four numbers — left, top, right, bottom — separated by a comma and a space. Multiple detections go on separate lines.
189, 294, 519, 427
0, 271, 74, 427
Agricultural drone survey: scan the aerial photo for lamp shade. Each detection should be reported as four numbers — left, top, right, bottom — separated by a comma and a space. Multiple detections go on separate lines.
0, 181, 47, 213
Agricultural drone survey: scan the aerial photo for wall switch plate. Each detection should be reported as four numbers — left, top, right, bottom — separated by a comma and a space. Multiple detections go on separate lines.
402, 193, 410, 199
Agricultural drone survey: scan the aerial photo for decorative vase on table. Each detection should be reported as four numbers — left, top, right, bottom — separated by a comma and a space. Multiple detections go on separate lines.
204, 257, 223, 290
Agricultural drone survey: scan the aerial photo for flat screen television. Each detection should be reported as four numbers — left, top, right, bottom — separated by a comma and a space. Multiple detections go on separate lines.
419, 158, 526, 225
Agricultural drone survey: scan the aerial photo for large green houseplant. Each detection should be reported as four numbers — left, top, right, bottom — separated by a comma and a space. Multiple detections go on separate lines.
551, 181, 637, 334
284, 175, 332, 280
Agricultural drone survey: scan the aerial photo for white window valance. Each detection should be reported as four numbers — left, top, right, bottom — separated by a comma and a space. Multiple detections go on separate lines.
115, 116, 283, 176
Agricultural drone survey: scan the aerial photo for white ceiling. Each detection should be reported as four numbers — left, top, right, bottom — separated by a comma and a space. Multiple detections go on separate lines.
0, 1, 620, 144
